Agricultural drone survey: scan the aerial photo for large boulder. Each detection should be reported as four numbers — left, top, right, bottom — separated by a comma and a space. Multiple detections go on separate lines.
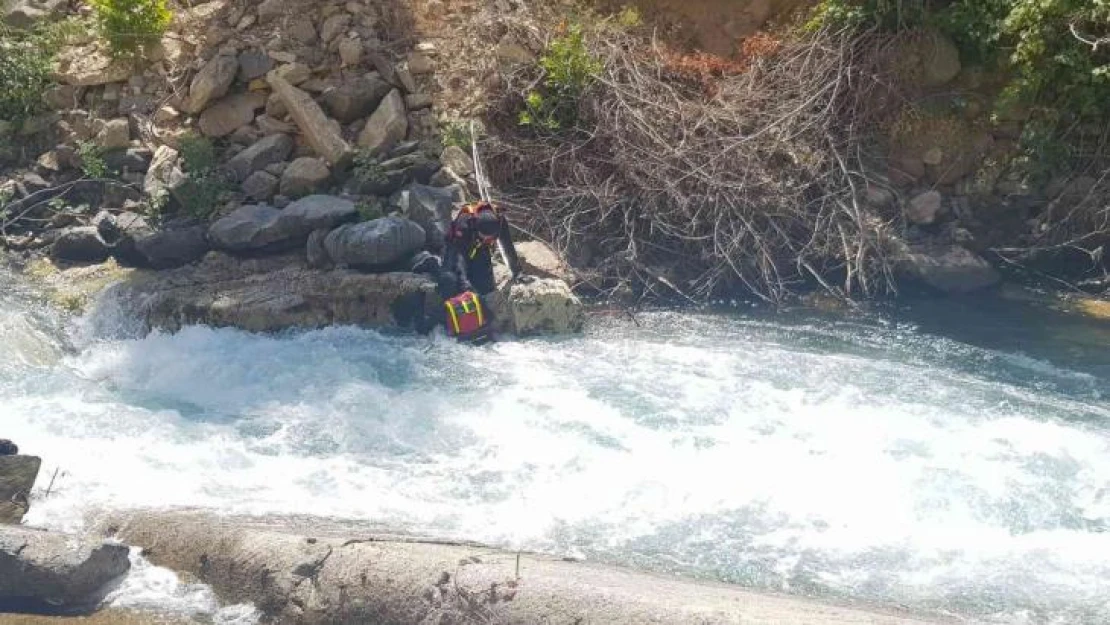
279, 157, 330, 197
131, 225, 210, 270
357, 89, 407, 156
515, 241, 575, 283
94, 118, 130, 150
51, 227, 110, 263
493, 278, 585, 336
225, 134, 294, 183
267, 71, 352, 166
243, 170, 280, 201
0, 455, 40, 524
899, 243, 1001, 294
184, 54, 239, 114
0, 525, 130, 609
322, 75, 391, 123
324, 216, 425, 268
274, 195, 356, 239
198, 92, 266, 138
208, 204, 284, 252
396, 184, 453, 250
143, 145, 185, 201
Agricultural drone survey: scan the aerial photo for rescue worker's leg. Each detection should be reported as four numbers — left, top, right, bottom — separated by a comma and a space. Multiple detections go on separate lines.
464, 248, 497, 295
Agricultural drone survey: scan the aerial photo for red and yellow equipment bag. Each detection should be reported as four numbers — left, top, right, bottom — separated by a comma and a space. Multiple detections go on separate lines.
444, 291, 487, 338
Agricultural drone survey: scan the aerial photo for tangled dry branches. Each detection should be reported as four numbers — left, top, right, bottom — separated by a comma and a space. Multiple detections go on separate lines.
485, 26, 917, 303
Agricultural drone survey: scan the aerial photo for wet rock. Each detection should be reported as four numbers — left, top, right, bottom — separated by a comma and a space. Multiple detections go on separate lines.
357, 89, 407, 155
899, 243, 1001, 294
95, 118, 130, 150
208, 204, 284, 252
198, 92, 266, 138
225, 134, 294, 182
51, 227, 110, 263
184, 54, 239, 114
268, 71, 352, 166
279, 157, 330, 197
0, 525, 130, 608
324, 216, 425, 268
493, 278, 585, 336
906, 190, 941, 225
322, 74, 391, 123
243, 170, 280, 201
0, 454, 39, 523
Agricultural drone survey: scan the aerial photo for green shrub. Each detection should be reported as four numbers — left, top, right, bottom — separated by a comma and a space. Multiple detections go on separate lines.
89, 0, 171, 57
0, 26, 55, 127
440, 120, 481, 150
519, 23, 602, 133
77, 141, 109, 178
173, 134, 227, 219
178, 134, 219, 173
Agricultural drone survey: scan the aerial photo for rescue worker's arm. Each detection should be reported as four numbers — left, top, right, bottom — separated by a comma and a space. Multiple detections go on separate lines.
497, 215, 524, 280
442, 236, 472, 292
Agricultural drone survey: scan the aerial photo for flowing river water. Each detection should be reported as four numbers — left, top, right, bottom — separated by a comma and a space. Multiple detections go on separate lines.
2, 265, 1109, 624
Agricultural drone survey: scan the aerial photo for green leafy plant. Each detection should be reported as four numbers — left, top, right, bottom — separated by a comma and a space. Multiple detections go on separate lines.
0, 25, 55, 127
355, 198, 384, 221
174, 134, 227, 219
178, 134, 219, 173
440, 120, 482, 150
519, 23, 602, 133
77, 141, 109, 178
89, 0, 171, 57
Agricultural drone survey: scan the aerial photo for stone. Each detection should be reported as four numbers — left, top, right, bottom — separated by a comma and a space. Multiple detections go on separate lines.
56, 50, 132, 86
922, 147, 943, 166
0, 455, 39, 523
276, 195, 356, 239
3, 0, 66, 28
243, 170, 280, 201
320, 14, 351, 44
208, 204, 284, 251
906, 191, 942, 225
338, 38, 363, 67
429, 166, 467, 189
494, 278, 585, 336
395, 67, 417, 94
864, 185, 895, 208
0, 440, 17, 455
51, 227, 110, 263
144, 145, 185, 201
264, 162, 289, 177
96, 210, 151, 247
496, 38, 534, 65
900, 243, 1001, 294
914, 30, 961, 88
407, 52, 433, 74
279, 157, 331, 197
268, 71, 353, 166
396, 184, 454, 250
439, 145, 474, 176
238, 50, 273, 82
95, 118, 130, 150
404, 93, 433, 110
257, 114, 297, 135
0, 525, 130, 608
324, 216, 425, 268
515, 241, 574, 283
265, 93, 287, 118
235, 13, 256, 30
198, 92, 266, 138
274, 62, 312, 86
184, 54, 239, 114
306, 228, 332, 269
322, 74, 392, 123
224, 133, 295, 182
131, 225, 210, 269
257, 0, 284, 21
290, 17, 318, 44
365, 49, 397, 86
357, 89, 407, 155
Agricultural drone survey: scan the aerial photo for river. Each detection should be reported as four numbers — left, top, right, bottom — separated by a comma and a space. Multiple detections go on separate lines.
2, 266, 1108, 624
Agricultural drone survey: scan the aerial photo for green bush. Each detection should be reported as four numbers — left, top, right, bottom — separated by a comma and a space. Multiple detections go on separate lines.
174, 135, 226, 219
519, 23, 602, 132
77, 140, 109, 178
0, 26, 55, 127
90, 0, 171, 57
178, 134, 219, 173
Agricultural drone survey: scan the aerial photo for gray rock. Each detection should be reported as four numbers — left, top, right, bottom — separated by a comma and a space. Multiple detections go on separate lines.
267, 71, 352, 166
208, 204, 284, 252
257, 0, 284, 21
279, 157, 330, 197
0, 455, 39, 523
0, 440, 16, 455
407, 52, 433, 74
102, 147, 152, 174
143, 145, 188, 206
438, 145, 473, 176
338, 38, 362, 67
276, 195, 356, 238
404, 93, 432, 110
365, 48, 397, 86
273, 62, 311, 86
238, 49, 273, 82
96, 210, 152, 248
320, 13, 351, 44
306, 228, 332, 269
290, 17, 317, 44
132, 225, 210, 269
322, 75, 391, 123
184, 54, 239, 114
900, 243, 1001, 294
429, 166, 466, 188
243, 170, 280, 201
265, 92, 287, 118
224, 134, 294, 182
357, 89, 408, 155
324, 216, 425, 267
906, 191, 941, 225
493, 277, 585, 336
3, 0, 66, 28
396, 184, 454, 250
198, 92, 266, 138
51, 227, 110, 263
95, 118, 130, 150
922, 31, 961, 87
0, 525, 130, 608
257, 114, 297, 135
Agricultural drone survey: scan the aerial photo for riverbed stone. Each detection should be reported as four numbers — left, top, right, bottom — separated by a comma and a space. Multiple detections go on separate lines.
184, 54, 238, 114
324, 216, 425, 268
900, 243, 1001, 293
357, 89, 407, 155
0, 525, 131, 608
225, 134, 294, 182
492, 277, 585, 336
0, 455, 40, 524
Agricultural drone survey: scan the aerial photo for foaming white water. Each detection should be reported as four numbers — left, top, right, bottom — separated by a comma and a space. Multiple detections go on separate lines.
3, 276, 1110, 623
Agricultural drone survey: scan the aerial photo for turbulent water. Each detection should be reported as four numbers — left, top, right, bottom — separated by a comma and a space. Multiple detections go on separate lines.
3, 266, 1109, 624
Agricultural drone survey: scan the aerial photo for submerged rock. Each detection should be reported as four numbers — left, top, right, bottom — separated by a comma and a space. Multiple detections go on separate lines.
899, 243, 1001, 294
0, 525, 130, 608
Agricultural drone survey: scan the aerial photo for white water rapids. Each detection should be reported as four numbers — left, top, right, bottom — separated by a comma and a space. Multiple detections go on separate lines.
2, 267, 1109, 624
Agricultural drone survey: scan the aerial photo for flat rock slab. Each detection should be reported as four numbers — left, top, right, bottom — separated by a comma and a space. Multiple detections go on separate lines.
0, 526, 130, 609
